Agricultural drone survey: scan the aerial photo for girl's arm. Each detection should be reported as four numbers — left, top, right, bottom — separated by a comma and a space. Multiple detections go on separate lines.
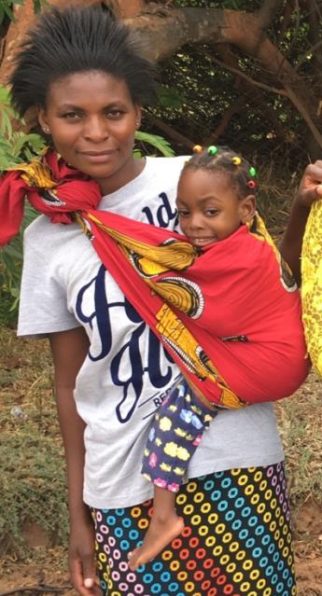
49, 327, 100, 596
280, 160, 322, 285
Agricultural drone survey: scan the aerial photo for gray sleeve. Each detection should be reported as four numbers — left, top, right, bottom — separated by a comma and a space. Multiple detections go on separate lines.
17, 220, 80, 337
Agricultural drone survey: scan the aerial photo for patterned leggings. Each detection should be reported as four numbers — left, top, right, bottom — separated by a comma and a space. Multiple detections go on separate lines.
142, 377, 216, 492
92, 463, 296, 595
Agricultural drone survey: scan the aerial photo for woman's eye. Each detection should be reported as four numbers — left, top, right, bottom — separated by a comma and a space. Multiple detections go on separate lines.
62, 111, 81, 121
106, 109, 123, 119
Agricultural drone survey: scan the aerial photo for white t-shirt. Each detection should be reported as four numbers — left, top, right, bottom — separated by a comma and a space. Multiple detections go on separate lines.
18, 156, 284, 509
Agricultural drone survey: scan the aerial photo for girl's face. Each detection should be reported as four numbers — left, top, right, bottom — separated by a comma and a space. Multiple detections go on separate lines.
38, 71, 142, 194
176, 168, 255, 247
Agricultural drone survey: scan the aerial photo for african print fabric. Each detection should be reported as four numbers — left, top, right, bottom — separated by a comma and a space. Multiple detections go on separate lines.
92, 464, 296, 595
1, 151, 308, 407
87, 208, 308, 408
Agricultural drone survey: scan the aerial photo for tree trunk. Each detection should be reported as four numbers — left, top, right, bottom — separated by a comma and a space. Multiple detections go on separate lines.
0, 0, 320, 156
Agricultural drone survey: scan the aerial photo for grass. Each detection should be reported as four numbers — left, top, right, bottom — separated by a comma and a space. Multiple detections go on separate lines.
1, 324, 322, 559
0, 166, 321, 594
276, 373, 322, 508
0, 327, 68, 556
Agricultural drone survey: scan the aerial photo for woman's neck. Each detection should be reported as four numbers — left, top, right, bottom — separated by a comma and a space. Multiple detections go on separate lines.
96, 157, 146, 196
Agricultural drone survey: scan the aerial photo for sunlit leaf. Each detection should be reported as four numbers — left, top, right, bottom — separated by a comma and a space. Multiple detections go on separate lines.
135, 131, 175, 156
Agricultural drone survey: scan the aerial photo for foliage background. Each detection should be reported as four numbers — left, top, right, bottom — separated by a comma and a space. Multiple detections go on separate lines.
0, 0, 322, 575
143, 0, 322, 165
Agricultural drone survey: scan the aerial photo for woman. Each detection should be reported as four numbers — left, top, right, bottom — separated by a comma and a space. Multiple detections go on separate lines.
3, 3, 321, 595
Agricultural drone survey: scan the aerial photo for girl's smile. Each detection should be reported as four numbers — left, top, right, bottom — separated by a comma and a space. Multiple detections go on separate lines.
177, 168, 255, 245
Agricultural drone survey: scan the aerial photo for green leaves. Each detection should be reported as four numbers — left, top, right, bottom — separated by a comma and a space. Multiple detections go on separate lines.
0, 85, 45, 322
0, 205, 38, 324
0, 86, 15, 135
157, 85, 184, 109
0, 0, 24, 26
0, 0, 44, 25
0, 85, 47, 172
135, 130, 175, 157
32, 0, 46, 13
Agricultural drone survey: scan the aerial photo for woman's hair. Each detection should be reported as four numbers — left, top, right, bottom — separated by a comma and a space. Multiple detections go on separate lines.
184, 146, 257, 199
10, 3, 157, 116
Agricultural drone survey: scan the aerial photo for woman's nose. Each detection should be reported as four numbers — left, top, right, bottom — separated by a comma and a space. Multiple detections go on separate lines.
84, 117, 109, 141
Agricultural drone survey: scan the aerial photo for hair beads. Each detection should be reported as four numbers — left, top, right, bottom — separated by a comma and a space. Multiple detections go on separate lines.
193, 145, 203, 154
208, 146, 218, 156
247, 166, 257, 189
188, 145, 258, 195
232, 156, 242, 166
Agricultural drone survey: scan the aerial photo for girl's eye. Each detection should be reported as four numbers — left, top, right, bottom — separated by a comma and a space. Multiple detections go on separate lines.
205, 209, 219, 216
177, 209, 189, 217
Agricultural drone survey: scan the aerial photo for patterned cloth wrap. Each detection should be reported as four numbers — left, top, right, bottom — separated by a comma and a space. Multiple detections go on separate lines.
1, 153, 300, 595
301, 199, 322, 376
0, 150, 309, 408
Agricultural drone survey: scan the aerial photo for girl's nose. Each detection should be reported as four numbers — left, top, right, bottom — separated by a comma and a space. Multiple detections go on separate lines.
189, 213, 204, 230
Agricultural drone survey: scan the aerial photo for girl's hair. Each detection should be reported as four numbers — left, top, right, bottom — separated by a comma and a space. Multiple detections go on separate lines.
10, 3, 157, 116
184, 146, 257, 199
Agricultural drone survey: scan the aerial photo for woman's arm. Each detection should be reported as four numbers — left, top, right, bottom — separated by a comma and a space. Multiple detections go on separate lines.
280, 160, 322, 285
49, 327, 100, 596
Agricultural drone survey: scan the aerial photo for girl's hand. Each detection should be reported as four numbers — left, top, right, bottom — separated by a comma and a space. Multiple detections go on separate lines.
297, 160, 322, 208
69, 518, 101, 595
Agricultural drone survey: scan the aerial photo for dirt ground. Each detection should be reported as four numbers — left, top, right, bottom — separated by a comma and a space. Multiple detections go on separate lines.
1, 332, 322, 595
1, 501, 322, 595
1, 3, 322, 592
1, 426, 322, 595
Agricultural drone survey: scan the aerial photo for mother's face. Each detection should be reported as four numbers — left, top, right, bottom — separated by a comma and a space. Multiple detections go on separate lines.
38, 70, 141, 193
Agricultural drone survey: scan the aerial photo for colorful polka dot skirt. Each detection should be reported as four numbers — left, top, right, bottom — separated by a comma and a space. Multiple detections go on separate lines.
92, 463, 296, 595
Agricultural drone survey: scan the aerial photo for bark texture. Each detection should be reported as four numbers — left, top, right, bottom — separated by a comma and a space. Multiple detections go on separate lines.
0, 0, 320, 153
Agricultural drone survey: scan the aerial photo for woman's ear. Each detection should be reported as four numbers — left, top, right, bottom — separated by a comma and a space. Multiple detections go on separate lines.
239, 195, 256, 223
38, 108, 50, 135
135, 105, 142, 129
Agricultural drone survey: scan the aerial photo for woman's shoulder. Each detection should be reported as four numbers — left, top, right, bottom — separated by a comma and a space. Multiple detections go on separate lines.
146, 154, 189, 175
23, 215, 83, 253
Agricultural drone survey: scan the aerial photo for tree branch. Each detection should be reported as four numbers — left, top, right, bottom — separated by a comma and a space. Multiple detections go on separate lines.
124, 7, 226, 62
0, 0, 321, 153
111, 0, 146, 18
256, 0, 285, 28
211, 56, 288, 96
294, 39, 322, 72
305, 0, 322, 71
145, 113, 195, 150
284, 83, 322, 147
203, 96, 248, 146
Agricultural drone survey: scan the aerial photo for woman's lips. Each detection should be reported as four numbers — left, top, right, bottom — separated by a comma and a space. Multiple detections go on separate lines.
79, 150, 115, 163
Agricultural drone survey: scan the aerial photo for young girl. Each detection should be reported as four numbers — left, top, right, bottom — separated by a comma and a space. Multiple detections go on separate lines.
1, 4, 319, 595
92, 146, 308, 569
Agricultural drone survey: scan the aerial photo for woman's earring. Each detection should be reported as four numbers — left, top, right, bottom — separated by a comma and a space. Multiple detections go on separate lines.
42, 126, 50, 134
136, 121, 141, 129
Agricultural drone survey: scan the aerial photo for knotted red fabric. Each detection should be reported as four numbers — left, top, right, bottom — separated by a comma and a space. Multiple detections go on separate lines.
0, 151, 101, 246
86, 208, 309, 407
0, 151, 309, 407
